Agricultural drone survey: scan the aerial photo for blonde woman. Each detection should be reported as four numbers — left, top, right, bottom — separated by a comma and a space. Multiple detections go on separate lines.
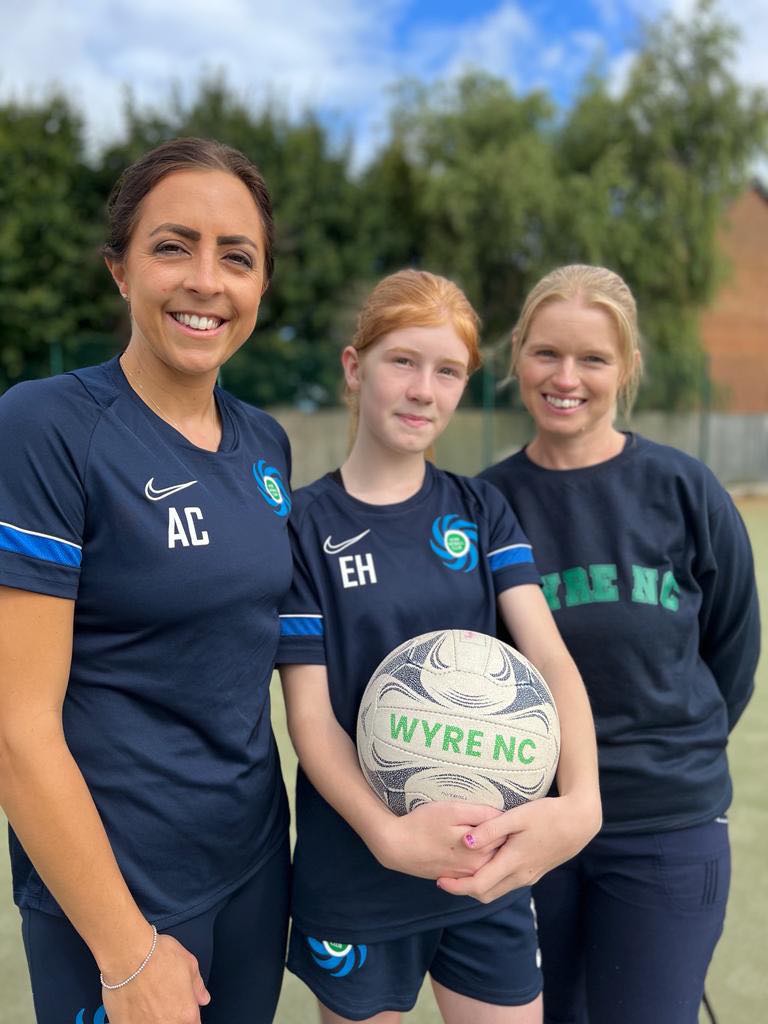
481, 264, 759, 1024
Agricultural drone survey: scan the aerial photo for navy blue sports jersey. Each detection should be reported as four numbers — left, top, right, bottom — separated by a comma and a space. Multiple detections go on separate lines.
480, 435, 760, 834
0, 358, 292, 927
276, 464, 540, 942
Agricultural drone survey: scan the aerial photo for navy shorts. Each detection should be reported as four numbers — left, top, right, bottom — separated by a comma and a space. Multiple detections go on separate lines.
287, 887, 542, 1020
533, 818, 730, 1024
20, 838, 290, 1024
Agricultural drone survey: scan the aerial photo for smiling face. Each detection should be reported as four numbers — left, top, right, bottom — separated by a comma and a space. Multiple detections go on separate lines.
517, 298, 626, 446
343, 324, 470, 457
106, 168, 267, 381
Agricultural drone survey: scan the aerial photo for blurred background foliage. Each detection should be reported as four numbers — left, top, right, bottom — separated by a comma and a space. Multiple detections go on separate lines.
1, 0, 766, 409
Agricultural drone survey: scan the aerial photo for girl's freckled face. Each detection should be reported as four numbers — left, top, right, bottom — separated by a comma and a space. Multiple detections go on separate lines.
345, 324, 470, 456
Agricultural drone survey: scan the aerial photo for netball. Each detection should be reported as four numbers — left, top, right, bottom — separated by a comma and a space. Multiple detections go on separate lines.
357, 629, 560, 815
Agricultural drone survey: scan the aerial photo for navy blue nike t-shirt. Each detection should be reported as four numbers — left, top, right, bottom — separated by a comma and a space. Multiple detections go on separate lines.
0, 358, 292, 927
277, 464, 541, 942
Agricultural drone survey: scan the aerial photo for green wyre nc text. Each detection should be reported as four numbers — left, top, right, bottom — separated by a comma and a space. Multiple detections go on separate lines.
389, 715, 536, 764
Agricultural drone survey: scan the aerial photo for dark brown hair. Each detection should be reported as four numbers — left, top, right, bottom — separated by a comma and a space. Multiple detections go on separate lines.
102, 137, 275, 282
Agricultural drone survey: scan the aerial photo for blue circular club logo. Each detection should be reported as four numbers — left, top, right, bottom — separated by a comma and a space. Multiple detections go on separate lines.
253, 460, 291, 517
307, 937, 368, 977
75, 1008, 107, 1024
430, 514, 478, 572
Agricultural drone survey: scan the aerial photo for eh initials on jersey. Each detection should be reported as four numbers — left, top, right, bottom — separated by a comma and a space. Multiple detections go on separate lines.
323, 528, 377, 588
338, 552, 377, 589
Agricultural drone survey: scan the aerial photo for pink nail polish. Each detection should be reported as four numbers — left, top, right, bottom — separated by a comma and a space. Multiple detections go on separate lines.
464, 833, 476, 848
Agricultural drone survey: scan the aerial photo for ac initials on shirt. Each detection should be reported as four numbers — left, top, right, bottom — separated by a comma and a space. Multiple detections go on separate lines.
339, 552, 377, 589
168, 507, 210, 548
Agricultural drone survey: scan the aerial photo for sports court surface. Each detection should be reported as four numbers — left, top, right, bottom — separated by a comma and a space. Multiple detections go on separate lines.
2, 498, 766, 1023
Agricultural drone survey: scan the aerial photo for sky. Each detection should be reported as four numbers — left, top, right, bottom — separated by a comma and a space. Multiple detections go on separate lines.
1, 0, 765, 166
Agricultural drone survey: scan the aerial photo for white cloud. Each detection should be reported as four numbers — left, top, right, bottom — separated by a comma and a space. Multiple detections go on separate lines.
1, 0, 765, 167
345, 3, 539, 162
590, 0, 623, 24
0, 0, 403, 156
540, 44, 565, 72
721, 0, 768, 89
606, 48, 637, 97
604, 0, 768, 98
417, 3, 534, 83
0, 0, 539, 161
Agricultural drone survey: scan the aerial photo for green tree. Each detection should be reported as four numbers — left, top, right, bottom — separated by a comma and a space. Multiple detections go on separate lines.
621, 0, 767, 407
363, 73, 560, 352
3, 1, 765, 413
359, 131, 427, 273
555, 0, 768, 408
0, 95, 117, 390
364, 3, 768, 410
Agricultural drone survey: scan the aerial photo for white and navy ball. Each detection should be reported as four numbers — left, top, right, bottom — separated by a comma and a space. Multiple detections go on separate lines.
356, 629, 560, 815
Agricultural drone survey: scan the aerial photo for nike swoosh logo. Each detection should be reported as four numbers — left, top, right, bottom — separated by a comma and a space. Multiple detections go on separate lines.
144, 477, 198, 501
323, 529, 371, 555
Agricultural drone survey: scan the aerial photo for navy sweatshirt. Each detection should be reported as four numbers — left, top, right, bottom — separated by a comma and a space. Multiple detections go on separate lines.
481, 434, 760, 833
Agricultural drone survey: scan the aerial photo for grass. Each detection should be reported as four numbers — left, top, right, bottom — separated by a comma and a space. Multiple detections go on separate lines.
2, 499, 766, 1023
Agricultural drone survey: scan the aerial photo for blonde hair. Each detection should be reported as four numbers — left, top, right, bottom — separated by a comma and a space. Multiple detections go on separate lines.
510, 264, 643, 415
346, 269, 482, 440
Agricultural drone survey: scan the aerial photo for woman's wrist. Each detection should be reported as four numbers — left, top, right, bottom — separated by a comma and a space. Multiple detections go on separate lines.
100, 925, 158, 990
92, 915, 157, 982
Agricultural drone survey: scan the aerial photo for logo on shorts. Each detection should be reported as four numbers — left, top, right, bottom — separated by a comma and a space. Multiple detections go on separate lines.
252, 459, 291, 517
75, 1008, 106, 1024
430, 514, 478, 572
307, 937, 368, 977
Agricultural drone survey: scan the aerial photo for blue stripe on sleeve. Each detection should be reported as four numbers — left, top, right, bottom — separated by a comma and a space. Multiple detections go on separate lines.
488, 544, 534, 573
0, 521, 82, 568
279, 615, 324, 637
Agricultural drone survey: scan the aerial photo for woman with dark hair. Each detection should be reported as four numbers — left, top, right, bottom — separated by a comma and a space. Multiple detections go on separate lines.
481, 263, 760, 1024
0, 138, 292, 1024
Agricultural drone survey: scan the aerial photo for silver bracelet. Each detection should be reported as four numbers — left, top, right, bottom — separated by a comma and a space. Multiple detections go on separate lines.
100, 925, 158, 991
